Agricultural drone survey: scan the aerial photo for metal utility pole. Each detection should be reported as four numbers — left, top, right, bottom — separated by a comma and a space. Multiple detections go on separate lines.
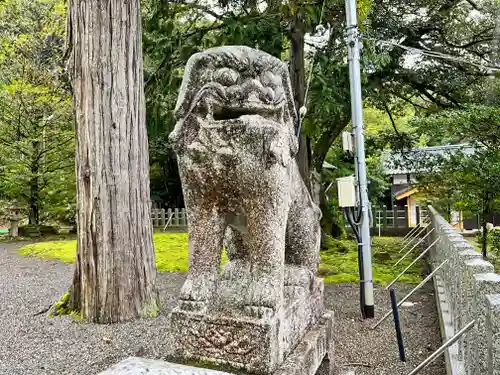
345, 0, 375, 318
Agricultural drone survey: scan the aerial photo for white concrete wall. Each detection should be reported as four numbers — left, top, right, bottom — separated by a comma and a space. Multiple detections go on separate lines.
428, 206, 500, 375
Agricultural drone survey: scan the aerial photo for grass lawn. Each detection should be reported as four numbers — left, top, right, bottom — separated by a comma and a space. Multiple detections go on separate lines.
19, 233, 421, 286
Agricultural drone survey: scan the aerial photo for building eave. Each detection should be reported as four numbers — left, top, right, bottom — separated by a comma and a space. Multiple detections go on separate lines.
396, 188, 419, 200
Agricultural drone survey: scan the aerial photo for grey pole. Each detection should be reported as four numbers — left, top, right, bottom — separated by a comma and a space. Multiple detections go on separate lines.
399, 223, 429, 252
402, 216, 428, 241
402, 218, 429, 242
345, 0, 374, 318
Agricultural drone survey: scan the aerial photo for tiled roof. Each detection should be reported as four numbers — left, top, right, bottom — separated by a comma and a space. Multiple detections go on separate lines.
381, 144, 475, 175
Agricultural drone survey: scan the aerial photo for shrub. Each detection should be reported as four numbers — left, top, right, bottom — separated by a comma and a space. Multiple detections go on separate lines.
476, 230, 483, 244
490, 228, 500, 254
322, 236, 355, 254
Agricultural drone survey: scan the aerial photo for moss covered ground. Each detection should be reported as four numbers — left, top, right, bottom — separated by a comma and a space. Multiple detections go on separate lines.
319, 236, 421, 284
19, 233, 421, 286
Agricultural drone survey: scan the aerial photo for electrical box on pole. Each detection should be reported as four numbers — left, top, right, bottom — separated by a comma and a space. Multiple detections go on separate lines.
337, 176, 357, 207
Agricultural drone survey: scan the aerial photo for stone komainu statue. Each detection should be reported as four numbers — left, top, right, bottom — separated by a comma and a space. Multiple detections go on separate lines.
169, 46, 322, 319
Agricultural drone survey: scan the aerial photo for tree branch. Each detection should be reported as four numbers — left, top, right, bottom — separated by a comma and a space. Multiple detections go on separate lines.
382, 101, 401, 136
444, 36, 494, 50
174, 1, 225, 20
0, 137, 31, 158
35, 136, 74, 162
391, 92, 428, 110
464, 0, 480, 10
145, 12, 274, 89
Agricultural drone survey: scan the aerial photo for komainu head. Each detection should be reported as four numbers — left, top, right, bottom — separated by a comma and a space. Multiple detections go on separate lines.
169, 46, 299, 157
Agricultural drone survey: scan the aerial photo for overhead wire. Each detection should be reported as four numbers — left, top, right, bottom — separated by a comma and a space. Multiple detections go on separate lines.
365, 38, 500, 72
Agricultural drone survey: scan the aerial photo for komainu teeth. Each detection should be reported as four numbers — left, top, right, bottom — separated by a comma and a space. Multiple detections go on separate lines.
205, 100, 214, 121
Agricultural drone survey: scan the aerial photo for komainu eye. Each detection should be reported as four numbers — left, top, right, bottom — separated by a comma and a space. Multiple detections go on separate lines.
214, 68, 239, 86
260, 71, 281, 88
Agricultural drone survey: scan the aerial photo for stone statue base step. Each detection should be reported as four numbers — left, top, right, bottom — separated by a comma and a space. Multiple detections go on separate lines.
98, 312, 334, 375
170, 278, 325, 374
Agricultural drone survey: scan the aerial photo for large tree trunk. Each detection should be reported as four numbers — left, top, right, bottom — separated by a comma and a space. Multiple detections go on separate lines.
481, 212, 488, 259
289, 5, 311, 192
312, 115, 351, 239
67, 0, 158, 323
29, 141, 40, 225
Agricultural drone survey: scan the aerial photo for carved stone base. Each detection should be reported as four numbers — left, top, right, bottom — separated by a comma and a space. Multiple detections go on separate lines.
99, 312, 334, 375
274, 312, 334, 375
170, 278, 329, 375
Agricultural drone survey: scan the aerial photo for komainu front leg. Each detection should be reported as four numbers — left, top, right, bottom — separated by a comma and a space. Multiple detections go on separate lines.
285, 192, 321, 275
179, 207, 226, 313
242, 207, 287, 319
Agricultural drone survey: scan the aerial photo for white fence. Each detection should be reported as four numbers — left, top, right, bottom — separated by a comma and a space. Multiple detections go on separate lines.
151, 208, 188, 228
153, 206, 430, 231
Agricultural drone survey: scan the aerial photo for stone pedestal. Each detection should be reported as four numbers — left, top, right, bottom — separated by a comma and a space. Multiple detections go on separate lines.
170, 278, 333, 375
8, 220, 19, 237
100, 312, 333, 375
8, 203, 21, 238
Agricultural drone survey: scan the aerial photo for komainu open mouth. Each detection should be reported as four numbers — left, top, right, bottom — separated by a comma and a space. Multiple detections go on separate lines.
210, 103, 285, 124
188, 78, 287, 126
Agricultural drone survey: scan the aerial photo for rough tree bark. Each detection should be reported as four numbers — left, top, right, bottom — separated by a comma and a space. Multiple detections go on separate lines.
29, 141, 40, 225
313, 115, 351, 239
289, 4, 311, 192
481, 213, 488, 259
66, 0, 158, 323
480, 195, 491, 259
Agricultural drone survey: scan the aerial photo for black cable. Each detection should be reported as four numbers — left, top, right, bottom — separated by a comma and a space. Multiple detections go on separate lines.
353, 163, 363, 224
346, 207, 360, 240
345, 207, 366, 318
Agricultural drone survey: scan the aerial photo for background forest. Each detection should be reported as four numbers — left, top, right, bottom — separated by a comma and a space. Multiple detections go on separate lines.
0, 0, 499, 238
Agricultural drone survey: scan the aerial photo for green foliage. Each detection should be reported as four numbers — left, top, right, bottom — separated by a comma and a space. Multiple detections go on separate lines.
476, 230, 483, 246
21, 240, 77, 263
410, 105, 500, 148
21, 234, 421, 285
153, 233, 189, 272
47, 291, 71, 318
490, 229, 500, 254
0, 0, 74, 226
4, 0, 498, 238
408, 104, 500, 255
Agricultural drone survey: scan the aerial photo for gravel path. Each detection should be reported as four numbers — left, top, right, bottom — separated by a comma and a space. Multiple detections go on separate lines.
0, 242, 445, 375
330, 283, 446, 375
